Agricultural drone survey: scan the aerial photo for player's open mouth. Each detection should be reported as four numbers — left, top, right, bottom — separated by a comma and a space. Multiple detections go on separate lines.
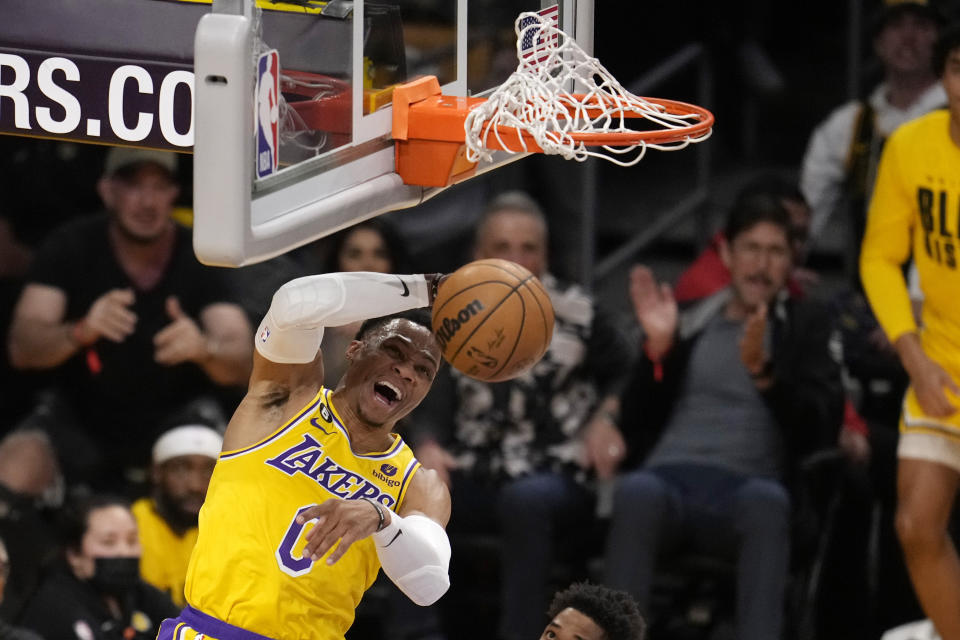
373, 380, 403, 406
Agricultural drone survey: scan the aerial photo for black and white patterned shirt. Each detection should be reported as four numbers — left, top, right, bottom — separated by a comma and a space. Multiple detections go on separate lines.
409, 274, 634, 484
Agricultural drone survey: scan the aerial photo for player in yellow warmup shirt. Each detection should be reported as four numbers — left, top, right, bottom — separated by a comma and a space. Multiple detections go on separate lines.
133, 424, 222, 607
156, 271, 451, 640
860, 24, 960, 640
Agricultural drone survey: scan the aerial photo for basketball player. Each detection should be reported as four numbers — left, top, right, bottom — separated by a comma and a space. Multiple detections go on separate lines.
539, 582, 646, 640
133, 424, 222, 607
860, 24, 960, 640
156, 270, 452, 640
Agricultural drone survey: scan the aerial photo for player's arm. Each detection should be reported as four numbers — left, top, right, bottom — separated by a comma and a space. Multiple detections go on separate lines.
373, 468, 451, 605
859, 131, 958, 417
859, 131, 916, 346
225, 272, 440, 449
254, 272, 436, 365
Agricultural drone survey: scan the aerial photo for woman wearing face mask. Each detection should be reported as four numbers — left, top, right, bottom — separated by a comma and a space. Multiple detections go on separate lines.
19, 495, 177, 640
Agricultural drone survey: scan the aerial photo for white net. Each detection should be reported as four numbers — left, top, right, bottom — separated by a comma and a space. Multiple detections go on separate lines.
464, 11, 713, 167
277, 73, 342, 156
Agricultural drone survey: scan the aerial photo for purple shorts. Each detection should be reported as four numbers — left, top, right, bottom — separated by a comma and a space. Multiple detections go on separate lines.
156, 607, 275, 640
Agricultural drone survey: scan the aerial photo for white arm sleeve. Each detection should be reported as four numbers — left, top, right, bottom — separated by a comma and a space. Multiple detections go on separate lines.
373, 511, 451, 606
255, 272, 431, 364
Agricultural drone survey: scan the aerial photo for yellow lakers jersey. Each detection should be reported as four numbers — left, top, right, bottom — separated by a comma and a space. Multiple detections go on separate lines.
183, 387, 421, 639
862, 109, 960, 374
132, 498, 198, 607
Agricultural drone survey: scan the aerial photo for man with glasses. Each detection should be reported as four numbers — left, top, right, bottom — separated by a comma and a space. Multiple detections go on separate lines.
605, 192, 844, 640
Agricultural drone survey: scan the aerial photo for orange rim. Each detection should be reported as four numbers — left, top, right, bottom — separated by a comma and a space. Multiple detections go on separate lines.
392, 77, 716, 186
480, 95, 714, 148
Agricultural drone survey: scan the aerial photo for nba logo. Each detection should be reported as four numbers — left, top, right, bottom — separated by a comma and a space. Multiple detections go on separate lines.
256, 49, 279, 179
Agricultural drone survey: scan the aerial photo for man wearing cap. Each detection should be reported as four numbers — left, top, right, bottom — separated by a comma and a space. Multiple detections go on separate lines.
801, 0, 946, 276
132, 425, 222, 607
7, 147, 253, 490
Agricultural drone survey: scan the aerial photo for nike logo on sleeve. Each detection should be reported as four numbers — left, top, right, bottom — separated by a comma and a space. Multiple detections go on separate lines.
396, 276, 410, 297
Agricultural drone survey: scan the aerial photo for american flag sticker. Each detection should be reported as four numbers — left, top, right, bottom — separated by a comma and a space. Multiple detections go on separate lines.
519, 5, 560, 64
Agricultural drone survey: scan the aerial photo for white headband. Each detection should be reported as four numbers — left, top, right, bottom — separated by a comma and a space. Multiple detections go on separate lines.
153, 425, 223, 464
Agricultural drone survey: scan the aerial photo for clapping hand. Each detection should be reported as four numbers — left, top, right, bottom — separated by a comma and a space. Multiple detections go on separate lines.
77, 288, 137, 344
154, 296, 207, 366
629, 265, 677, 360
739, 303, 769, 377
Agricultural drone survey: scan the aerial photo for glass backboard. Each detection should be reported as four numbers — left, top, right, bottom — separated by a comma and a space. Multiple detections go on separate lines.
192, 0, 594, 266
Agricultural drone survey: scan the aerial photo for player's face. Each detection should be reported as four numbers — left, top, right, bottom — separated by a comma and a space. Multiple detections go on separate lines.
68, 505, 141, 580
156, 454, 217, 519
338, 227, 393, 273
475, 210, 548, 278
874, 13, 939, 76
343, 319, 440, 427
722, 221, 792, 309
102, 164, 179, 243
540, 607, 606, 640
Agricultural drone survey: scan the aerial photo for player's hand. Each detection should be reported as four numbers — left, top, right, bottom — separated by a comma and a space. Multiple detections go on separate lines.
739, 303, 769, 377
629, 265, 677, 361
154, 296, 207, 366
80, 288, 137, 344
581, 415, 627, 480
897, 333, 960, 418
414, 440, 458, 487
297, 498, 385, 565
910, 354, 960, 418
426, 273, 448, 306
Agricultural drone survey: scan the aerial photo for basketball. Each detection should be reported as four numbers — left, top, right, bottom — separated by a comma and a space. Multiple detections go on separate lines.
431, 258, 554, 382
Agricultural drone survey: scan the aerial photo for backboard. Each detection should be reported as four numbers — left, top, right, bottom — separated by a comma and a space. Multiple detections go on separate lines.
193, 0, 595, 266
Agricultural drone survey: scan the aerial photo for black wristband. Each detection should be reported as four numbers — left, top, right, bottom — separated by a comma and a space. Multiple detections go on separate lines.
362, 497, 385, 532
426, 273, 443, 304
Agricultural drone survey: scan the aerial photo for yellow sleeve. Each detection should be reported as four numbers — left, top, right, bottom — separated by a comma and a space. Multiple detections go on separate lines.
859, 129, 917, 343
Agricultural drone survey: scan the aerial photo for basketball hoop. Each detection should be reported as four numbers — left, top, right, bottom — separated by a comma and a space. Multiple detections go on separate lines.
392, 11, 714, 187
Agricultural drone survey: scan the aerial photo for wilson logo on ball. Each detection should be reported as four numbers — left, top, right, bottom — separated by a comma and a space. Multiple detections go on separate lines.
435, 299, 485, 350
432, 258, 554, 382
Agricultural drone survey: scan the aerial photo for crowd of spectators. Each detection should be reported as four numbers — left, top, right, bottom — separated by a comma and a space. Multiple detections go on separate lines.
2, 2, 960, 640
